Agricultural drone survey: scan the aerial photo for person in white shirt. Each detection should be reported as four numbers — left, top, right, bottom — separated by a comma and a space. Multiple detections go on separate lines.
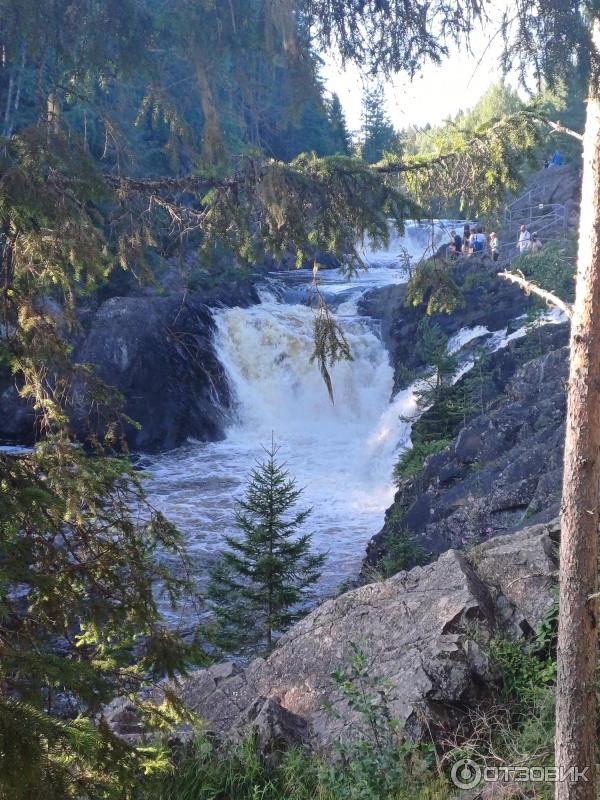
517, 225, 531, 254
467, 225, 485, 254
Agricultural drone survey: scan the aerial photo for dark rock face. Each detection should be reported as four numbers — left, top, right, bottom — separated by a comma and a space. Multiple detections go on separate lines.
366, 341, 568, 568
0, 282, 258, 452
359, 258, 533, 393
73, 285, 257, 452
103, 520, 558, 751
0, 384, 36, 444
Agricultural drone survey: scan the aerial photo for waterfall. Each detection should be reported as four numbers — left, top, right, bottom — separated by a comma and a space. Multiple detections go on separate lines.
145, 286, 421, 603
360, 219, 460, 267
142, 220, 475, 614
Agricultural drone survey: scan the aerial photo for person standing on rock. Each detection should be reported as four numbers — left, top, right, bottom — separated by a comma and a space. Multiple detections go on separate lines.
517, 224, 531, 254
530, 232, 542, 253
447, 229, 462, 259
489, 232, 499, 262
463, 222, 471, 253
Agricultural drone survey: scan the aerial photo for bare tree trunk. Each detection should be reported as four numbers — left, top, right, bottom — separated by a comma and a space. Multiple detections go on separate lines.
2, 70, 14, 137
6, 45, 26, 139
554, 20, 600, 800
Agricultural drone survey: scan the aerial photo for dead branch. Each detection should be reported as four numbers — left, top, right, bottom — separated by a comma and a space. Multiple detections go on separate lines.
543, 119, 584, 142
498, 270, 573, 319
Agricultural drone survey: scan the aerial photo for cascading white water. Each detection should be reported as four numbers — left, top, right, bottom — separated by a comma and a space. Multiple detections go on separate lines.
141, 219, 520, 619
360, 220, 460, 267
143, 282, 422, 607
142, 224, 462, 612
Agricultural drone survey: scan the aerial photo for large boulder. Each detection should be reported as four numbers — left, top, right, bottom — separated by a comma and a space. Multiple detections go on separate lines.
0, 282, 258, 452
104, 522, 558, 751
468, 519, 559, 635
73, 293, 234, 451
243, 549, 496, 746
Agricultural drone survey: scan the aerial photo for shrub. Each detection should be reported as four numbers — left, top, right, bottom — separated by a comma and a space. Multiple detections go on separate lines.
512, 235, 577, 304
379, 530, 428, 577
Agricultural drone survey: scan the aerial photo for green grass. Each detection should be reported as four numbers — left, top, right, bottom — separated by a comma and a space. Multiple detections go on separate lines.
393, 439, 451, 484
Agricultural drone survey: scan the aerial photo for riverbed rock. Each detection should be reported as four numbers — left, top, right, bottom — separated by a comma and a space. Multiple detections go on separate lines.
73, 293, 230, 451
76, 283, 258, 451
104, 523, 558, 751
359, 257, 533, 393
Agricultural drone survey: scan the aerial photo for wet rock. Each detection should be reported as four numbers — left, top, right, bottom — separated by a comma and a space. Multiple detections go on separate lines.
359, 258, 532, 393
0, 282, 258, 451
73, 292, 234, 451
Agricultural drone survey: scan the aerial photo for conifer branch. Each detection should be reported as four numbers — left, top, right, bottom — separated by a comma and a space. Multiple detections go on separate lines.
89, 110, 546, 196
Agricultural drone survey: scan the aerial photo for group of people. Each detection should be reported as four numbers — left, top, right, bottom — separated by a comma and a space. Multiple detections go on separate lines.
447, 224, 500, 262
447, 222, 542, 264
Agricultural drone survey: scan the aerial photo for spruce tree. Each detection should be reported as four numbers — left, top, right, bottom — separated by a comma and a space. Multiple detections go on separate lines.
207, 443, 325, 655
328, 92, 352, 155
360, 84, 398, 163
415, 318, 459, 405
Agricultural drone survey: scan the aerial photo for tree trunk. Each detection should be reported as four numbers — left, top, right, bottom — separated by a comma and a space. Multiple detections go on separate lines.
2, 70, 14, 137
555, 20, 600, 800
6, 45, 26, 139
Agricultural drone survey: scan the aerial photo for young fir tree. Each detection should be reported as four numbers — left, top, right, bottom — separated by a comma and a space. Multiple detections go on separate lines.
207, 443, 325, 655
415, 318, 459, 405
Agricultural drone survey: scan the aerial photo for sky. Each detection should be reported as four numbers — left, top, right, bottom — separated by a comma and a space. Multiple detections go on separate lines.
321, 5, 524, 133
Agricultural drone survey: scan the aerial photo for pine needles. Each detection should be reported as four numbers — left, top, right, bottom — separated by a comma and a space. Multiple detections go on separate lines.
310, 285, 353, 404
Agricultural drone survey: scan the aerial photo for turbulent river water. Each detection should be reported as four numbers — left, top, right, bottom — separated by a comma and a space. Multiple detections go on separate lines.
141, 222, 463, 617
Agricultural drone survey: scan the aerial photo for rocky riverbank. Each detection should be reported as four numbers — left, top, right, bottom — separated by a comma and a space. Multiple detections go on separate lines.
105, 517, 558, 751
364, 324, 569, 570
